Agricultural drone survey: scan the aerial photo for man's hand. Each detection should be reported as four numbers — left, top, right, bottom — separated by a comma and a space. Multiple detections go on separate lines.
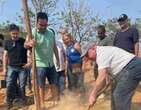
24, 39, 36, 48
56, 60, 60, 70
88, 91, 97, 107
22, 63, 31, 69
29, 39, 36, 47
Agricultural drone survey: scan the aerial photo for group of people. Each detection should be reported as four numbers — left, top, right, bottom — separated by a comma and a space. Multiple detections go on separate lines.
85, 14, 141, 110
0, 12, 141, 110
1, 12, 85, 110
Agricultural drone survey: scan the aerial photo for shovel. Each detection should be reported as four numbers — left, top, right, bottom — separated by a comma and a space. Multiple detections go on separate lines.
87, 81, 112, 110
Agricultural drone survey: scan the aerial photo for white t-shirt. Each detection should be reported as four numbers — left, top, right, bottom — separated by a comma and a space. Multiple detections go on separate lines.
96, 46, 135, 76
53, 41, 65, 72
58, 39, 67, 50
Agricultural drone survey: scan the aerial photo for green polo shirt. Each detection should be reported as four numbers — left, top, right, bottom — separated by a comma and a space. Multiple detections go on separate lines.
32, 28, 54, 67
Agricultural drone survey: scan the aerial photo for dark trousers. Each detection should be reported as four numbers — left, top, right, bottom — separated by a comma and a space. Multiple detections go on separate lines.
6, 66, 27, 103
111, 57, 141, 110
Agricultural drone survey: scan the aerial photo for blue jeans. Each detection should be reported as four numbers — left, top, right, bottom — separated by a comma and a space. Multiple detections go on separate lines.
57, 70, 65, 95
67, 68, 85, 93
6, 66, 27, 103
25, 68, 32, 90
111, 57, 141, 110
37, 66, 58, 87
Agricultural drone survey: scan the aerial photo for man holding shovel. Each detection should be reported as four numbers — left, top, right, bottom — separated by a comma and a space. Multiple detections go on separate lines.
81, 42, 141, 110
24, 12, 60, 108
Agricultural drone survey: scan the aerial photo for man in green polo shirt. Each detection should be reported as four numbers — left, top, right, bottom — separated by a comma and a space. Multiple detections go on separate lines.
25, 12, 59, 107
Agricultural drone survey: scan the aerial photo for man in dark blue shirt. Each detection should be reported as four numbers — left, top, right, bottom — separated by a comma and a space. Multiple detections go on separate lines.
3, 24, 28, 109
114, 14, 139, 56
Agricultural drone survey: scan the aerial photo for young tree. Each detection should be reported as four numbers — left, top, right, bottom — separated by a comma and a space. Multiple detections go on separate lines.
59, 0, 101, 43
16, 0, 58, 28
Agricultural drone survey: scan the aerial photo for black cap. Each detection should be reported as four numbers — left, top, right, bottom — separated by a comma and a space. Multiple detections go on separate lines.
117, 14, 128, 22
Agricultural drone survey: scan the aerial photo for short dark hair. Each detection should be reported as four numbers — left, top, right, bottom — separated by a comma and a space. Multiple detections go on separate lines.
9, 24, 19, 32
37, 12, 48, 22
97, 25, 105, 32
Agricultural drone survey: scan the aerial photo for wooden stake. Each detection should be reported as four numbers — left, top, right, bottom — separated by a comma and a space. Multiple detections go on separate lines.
22, 0, 40, 110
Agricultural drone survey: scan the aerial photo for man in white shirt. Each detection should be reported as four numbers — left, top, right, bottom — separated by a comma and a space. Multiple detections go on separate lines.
81, 43, 141, 110
54, 41, 66, 96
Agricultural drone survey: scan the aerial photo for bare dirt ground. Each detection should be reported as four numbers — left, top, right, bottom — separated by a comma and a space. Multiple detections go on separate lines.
0, 61, 141, 110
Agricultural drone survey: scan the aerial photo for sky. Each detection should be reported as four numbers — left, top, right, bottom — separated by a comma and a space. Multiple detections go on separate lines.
0, 0, 141, 24
89, 0, 141, 21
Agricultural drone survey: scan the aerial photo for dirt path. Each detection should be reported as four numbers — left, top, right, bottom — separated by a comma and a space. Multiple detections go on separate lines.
0, 61, 141, 110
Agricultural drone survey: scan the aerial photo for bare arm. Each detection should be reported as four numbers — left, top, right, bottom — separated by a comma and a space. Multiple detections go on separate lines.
74, 42, 81, 54
24, 35, 31, 49
3, 50, 8, 75
23, 50, 32, 68
134, 42, 139, 56
89, 68, 109, 106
